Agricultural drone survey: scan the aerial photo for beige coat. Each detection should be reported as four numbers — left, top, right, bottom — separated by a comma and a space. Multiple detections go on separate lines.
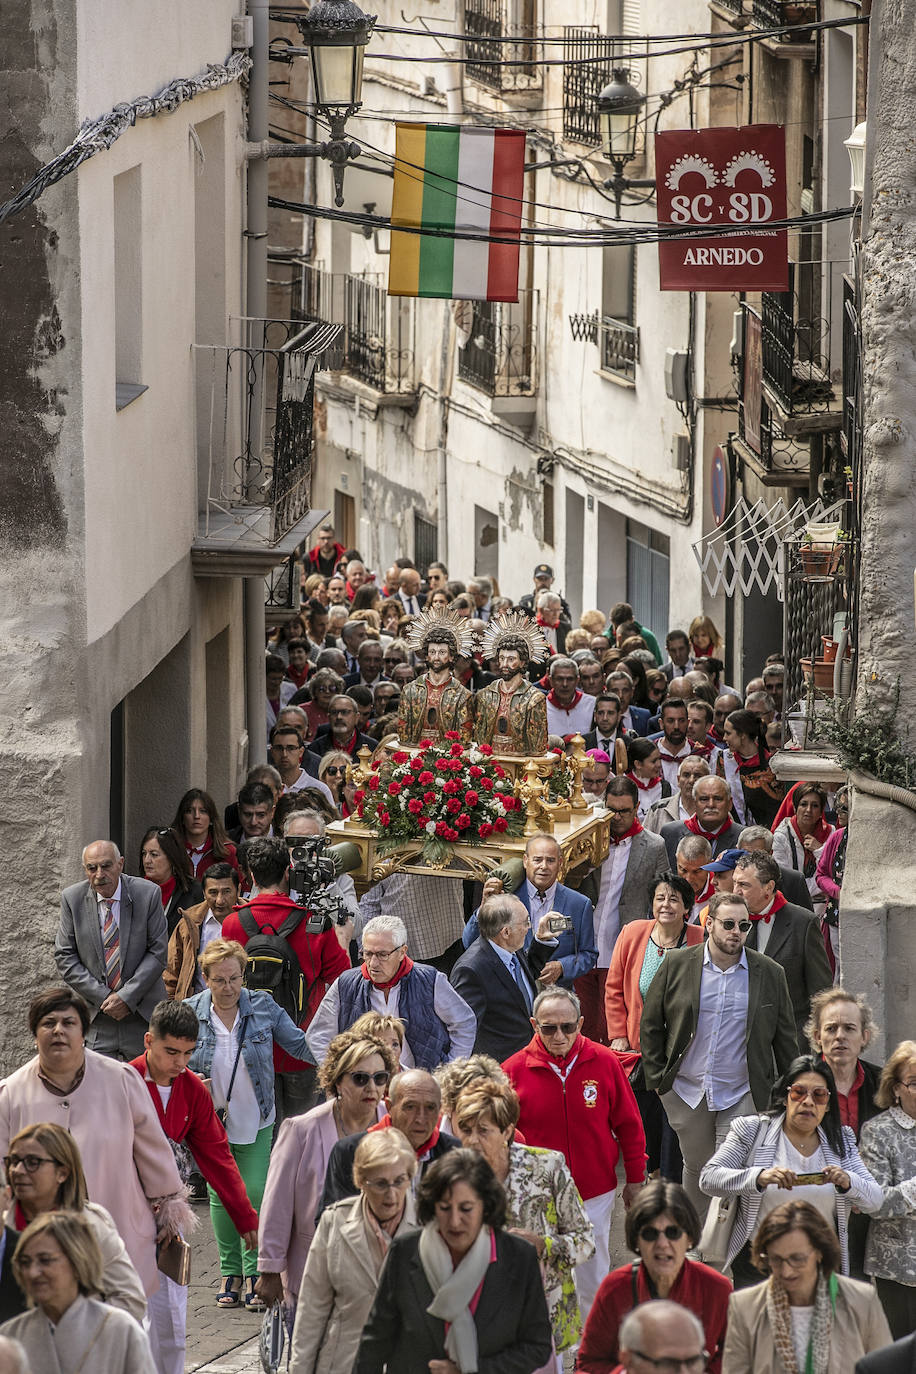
722, 1274, 891, 1374
0, 1294, 156, 1374
2, 1201, 146, 1324
289, 1193, 417, 1374
0, 1051, 184, 1295
163, 898, 208, 1000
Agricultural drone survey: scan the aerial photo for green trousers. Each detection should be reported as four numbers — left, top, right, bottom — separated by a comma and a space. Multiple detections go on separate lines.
209, 1125, 272, 1278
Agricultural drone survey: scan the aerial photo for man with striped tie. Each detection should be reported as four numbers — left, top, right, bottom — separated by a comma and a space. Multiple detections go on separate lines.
55, 840, 167, 1060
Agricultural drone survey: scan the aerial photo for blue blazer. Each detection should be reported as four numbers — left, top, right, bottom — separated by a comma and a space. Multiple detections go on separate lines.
628, 706, 652, 737
462, 880, 597, 984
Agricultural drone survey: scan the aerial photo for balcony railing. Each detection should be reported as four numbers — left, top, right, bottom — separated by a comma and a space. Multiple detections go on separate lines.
600, 316, 639, 383
193, 317, 341, 547
465, 0, 541, 92
293, 264, 415, 395
715, 0, 746, 17
760, 260, 845, 419
563, 28, 650, 147
753, 0, 818, 36
458, 293, 538, 396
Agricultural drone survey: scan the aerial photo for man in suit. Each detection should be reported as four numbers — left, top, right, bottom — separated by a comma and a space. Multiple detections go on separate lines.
661, 774, 743, 866
450, 895, 558, 1061
607, 670, 651, 737
343, 640, 388, 693
737, 824, 815, 911
661, 629, 694, 681
55, 840, 167, 1061
856, 1334, 916, 1374
571, 776, 668, 1041
396, 566, 426, 617
460, 832, 597, 990
583, 692, 628, 756
644, 755, 710, 833
732, 850, 833, 1052
641, 891, 797, 1216
306, 696, 377, 772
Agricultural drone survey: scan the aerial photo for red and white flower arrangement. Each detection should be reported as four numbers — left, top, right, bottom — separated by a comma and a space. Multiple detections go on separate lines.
352, 732, 525, 863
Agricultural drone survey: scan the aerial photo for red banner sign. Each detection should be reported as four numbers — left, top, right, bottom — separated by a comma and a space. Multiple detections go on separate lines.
656, 125, 788, 292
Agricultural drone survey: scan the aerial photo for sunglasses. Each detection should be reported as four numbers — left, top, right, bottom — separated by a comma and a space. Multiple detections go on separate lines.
787, 1084, 830, 1105
347, 1071, 389, 1088
535, 1021, 578, 1037
3, 1154, 54, 1175
717, 918, 752, 932
324, 766, 348, 775
639, 1224, 685, 1243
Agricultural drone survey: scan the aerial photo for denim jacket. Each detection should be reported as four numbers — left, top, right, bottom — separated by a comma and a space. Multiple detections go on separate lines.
184, 988, 313, 1124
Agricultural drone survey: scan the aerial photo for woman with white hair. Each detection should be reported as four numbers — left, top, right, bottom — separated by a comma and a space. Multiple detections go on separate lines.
289, 1128, 417, 1373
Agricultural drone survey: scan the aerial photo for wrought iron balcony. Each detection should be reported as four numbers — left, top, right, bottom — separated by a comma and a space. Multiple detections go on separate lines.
563, 29, 650, 147
192, 317, 340, 570
735, 304, 811, 483
715, 0, 746, 17
568, 310, 639, 384
759, 261, 845, 428
457, 293, 538, 399
465, 0, 541, 93
752, 0, 818, 37
294, 264, 415, 396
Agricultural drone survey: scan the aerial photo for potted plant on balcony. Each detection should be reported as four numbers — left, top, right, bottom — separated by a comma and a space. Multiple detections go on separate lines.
799, 522, 848, 582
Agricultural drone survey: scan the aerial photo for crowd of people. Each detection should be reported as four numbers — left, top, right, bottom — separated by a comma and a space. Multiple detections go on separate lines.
0, 523, 911, 1374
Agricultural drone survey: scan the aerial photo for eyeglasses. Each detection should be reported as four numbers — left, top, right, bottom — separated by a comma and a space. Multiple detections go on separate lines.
765, 1250, 816, 1271
897, 1080, 916, 1092
535, 1021, 578, 1037
3, 1154, 54, 1175
639, 1224, 685, 1243
363, 948, 402, 962
347, 1071, 390, 1088
787, 1084, 831, 1105
272, 744, 302, 754
717, 918, 752, 933
362, 1174, 410, 1194
629, 1351, 707, 1373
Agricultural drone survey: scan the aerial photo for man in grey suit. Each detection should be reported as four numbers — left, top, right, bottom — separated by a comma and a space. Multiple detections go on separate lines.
573, 775, 668, 1043
55, 840, 167, 1061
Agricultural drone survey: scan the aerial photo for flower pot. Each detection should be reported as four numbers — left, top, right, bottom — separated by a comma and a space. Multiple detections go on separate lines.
799, 544, 844, 582
800, 657, 836, 692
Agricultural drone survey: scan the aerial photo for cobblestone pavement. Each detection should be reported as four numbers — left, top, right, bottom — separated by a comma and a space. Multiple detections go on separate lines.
184, 1186, 632, 1373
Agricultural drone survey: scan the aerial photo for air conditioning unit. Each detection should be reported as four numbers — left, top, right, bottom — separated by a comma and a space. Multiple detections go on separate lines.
665, 349, 689, 404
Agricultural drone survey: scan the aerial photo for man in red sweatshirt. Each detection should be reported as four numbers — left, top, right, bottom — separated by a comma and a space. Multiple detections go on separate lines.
220, 835, 350, 1124
131, 999, 259, 1374
503, 985, 646, 1322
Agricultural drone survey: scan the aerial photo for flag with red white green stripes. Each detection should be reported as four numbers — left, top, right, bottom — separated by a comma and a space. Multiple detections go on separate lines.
387, 123, 525, 301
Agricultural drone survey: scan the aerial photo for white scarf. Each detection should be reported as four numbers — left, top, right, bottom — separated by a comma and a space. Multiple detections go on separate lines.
418, 1221, 492, 1373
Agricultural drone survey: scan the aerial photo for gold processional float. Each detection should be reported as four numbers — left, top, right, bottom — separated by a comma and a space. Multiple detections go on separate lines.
326, 608, 611, 894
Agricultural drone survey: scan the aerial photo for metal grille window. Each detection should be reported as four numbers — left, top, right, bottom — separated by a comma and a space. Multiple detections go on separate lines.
292, 264, 414, 394
465, 0, 540, 92
457, 292, 538, 396
563, 28, 649, 146
626, 519, 669, 644
413, 514, 438, 576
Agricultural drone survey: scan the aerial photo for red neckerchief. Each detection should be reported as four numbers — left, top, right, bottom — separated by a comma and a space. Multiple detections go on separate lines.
547, 688, 584, 711
658, 741, 690, 761
370, 1110, 441, 1158
685, 814, 731, 841
346, 581, 359, 600
790, 814, 833, 847
748, 892, 788, 924
690, 742, 714, 760
361, 954, 414, 991
160, 876, 177, 908
335, 729, 358, 754
286, 664, 310, 689
13, 1200, 28, 1231
733, 750, 761, 769
627, 770, 660, 791
536, 614, 558, 630
695, 878, 716, 907
709, 726, 726, 745
610, 819, 643, 845
186, 836, 211, 859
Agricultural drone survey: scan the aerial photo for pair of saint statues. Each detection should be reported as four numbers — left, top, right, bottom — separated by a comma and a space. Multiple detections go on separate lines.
396, 607, 549, 756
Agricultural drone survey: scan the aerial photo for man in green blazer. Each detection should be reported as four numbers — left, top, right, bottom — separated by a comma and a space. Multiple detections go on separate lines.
640, 891, 797, 1217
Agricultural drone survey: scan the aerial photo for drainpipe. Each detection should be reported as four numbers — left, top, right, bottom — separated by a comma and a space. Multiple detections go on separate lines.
435, 58, 464, 565
245, 0, 270, 765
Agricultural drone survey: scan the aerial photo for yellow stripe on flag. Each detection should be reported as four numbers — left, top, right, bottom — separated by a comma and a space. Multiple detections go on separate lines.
388, 125, 427, 297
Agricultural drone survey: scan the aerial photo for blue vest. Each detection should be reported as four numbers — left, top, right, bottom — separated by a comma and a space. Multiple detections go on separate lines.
336, 963, 450, 1070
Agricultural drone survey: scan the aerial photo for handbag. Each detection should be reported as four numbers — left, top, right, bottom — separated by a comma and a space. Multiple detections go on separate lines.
698, 1116, 769, 1266
215, 1015, 249, 1127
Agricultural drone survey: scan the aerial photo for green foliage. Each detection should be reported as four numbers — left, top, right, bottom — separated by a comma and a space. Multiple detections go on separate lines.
824, 687, 915, 790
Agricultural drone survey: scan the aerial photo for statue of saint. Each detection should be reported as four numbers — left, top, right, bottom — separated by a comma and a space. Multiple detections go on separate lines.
397, 609, 474, 744
473, 612, 549, 756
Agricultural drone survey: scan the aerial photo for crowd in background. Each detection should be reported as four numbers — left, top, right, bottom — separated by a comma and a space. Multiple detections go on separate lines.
0, 522, 911, 1374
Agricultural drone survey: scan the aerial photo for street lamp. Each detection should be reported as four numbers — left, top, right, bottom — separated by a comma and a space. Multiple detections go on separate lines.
844, 121, 867, 199
596, 68, 655, 220
295, 0, 377, 206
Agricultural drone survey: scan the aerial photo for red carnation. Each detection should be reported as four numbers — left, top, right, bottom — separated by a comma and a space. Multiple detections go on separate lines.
423, 790, 436, 804
442, 781, 459, 796
464, 790, 479, 807
378, 810, 391, 827
449, 759, 463, 771
456, 813, 471, 830
392, 751, 409, 765
445, 827, 459, 842
388, 782, 403, 797
409, 756, 425, 772
450, 742, 464, 757
493, 817, 508, 832
419, 770, 434, 785
368, 775, 380, 792
353, 789, 365, 803
494, 764, 506, 779
407, 798, 423, 815
480, 777, 494, 791
468, 765, 483, 779
445, 731, 461, 741
435, 759, 451, 772
446, 798, 461, 814
478, 822, 493, 839
435, 821, 449, 837
478, 744, 493, 755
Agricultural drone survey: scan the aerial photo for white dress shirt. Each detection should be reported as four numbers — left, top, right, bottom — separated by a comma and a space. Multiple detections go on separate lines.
753, 897, 780, 955
674, 944, 751, 1110
656, 740, 692, 787
525, 879, 557, 929
97, 880, 123, 936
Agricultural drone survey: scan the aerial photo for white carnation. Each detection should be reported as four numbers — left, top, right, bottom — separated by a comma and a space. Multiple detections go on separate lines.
494, 802, 507, 817
425, 821, 436, 835
435, 778, 446, 789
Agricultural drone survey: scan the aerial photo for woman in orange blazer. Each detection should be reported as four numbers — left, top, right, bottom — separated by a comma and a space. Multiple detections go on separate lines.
605, 872, 704, 1178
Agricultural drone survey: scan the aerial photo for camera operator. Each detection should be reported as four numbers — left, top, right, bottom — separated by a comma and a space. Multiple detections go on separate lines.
306, 915, 477, 1071
221, 836, 350, 1125
283, 808, 360, 954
